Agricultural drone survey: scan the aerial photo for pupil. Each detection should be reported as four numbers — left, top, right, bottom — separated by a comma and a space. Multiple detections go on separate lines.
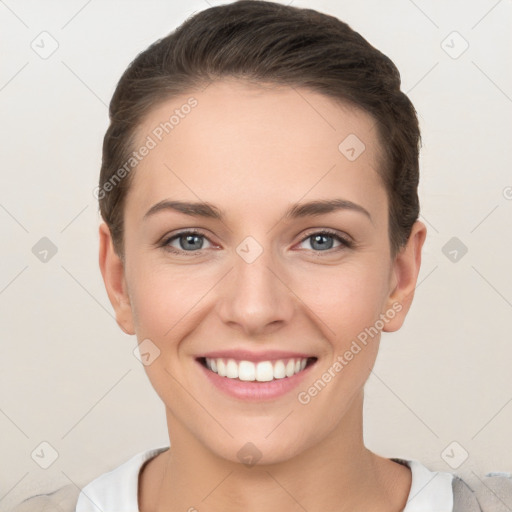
312, 234, 333, 250
183, 234, 202, 250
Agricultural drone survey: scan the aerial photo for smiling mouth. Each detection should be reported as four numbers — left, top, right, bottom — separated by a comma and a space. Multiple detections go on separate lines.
197, 356, 317, 382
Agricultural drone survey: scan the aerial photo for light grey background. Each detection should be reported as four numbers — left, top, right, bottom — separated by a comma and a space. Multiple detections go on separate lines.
1, 0, 511, 509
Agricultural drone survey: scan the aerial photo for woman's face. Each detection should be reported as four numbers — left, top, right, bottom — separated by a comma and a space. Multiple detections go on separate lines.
100, 79, 425, 465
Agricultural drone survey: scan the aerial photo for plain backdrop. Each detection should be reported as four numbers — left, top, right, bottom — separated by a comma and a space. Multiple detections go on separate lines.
1, 0, 511, 509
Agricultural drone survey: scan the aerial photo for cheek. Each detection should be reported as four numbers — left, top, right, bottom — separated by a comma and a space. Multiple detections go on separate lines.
128, 262, 203, 337
126, 265, 202, 398
292, 266, 388, 419
304, 260, 390, 337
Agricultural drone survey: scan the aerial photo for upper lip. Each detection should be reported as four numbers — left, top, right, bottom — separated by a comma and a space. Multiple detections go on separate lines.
197, 350, 316, 363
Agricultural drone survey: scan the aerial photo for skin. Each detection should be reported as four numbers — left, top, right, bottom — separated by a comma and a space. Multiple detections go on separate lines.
99, 79, 427, 512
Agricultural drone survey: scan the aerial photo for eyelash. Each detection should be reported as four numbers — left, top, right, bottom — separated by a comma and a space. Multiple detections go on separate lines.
160, 228, 354, 256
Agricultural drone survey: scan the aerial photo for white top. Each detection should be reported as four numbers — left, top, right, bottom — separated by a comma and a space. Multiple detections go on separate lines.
75, 446, 454, 512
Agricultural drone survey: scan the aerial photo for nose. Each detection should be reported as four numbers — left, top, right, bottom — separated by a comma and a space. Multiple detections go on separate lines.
216, 240, 295, 337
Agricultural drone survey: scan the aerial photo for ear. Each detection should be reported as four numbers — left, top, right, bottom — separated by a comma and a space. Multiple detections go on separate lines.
98, 222, 135, 335
382, 220, 427, 332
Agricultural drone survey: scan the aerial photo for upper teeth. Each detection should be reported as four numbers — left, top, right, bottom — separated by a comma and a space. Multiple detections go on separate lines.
205, 358, 308, 382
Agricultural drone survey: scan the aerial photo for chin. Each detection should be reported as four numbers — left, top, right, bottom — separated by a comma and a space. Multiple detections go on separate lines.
201, 428, 314, 468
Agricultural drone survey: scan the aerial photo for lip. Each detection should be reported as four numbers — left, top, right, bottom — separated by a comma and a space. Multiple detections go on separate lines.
196, 355, 317, 401
197, 349, 315, 363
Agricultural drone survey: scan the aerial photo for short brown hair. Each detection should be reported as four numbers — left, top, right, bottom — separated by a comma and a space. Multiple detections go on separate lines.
99, 0, 421, 258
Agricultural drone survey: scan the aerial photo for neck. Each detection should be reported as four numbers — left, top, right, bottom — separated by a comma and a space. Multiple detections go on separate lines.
140, 391, 411, 512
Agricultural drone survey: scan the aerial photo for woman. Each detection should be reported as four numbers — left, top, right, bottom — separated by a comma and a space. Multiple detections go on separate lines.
12, 1, 506, 510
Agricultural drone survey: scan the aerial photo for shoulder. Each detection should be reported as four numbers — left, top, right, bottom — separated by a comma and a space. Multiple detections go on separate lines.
452, 476, 482, 511
10, 446, 170, 512
453, 474, 512, 512
10, 484, 80, 512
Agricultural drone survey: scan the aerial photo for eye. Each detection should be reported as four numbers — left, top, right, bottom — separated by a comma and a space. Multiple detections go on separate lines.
160, 228, 353, 256
161, 230, 213, 255
297, 229, 353, 253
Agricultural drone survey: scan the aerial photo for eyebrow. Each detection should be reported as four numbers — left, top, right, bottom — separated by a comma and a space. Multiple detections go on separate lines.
143, 198, 372, 222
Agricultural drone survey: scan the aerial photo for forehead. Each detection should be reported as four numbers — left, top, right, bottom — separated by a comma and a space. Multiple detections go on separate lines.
127, 79, 387, 223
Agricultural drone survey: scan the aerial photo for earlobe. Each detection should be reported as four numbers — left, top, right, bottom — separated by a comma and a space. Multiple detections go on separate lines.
98, 223, 135, 335
382, 221, 427, 333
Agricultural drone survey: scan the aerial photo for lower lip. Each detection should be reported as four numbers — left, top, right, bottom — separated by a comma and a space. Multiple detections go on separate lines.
197, 359, 315, 401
